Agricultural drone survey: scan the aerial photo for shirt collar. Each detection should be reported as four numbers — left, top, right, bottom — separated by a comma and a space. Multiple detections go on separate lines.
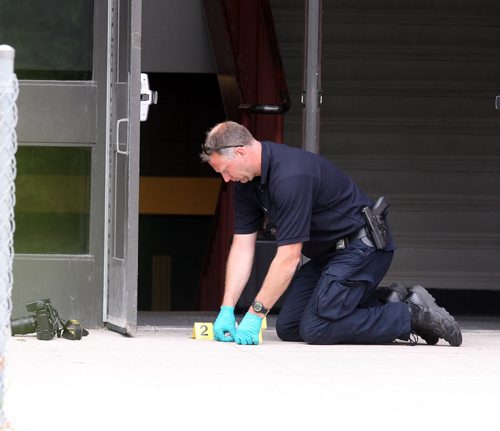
260, 140, 271, 187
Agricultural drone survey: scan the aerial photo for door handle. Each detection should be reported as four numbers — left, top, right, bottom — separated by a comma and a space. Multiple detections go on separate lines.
140, 73, 158, 121
116, 118, 129, 155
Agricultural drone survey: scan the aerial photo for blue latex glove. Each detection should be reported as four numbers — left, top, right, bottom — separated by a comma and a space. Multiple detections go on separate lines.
234, 312, 263, 345
213, 306, 236, 342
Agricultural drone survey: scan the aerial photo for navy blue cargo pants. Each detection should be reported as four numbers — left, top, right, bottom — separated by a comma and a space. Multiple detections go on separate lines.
275, 238, 411, 344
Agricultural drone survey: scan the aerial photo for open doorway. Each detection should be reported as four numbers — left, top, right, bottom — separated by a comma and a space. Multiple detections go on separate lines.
138, 1, 226, 314
138, 73, 225, 312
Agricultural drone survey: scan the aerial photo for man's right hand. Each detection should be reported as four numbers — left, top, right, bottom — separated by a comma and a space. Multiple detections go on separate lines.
213, 305, 236, 342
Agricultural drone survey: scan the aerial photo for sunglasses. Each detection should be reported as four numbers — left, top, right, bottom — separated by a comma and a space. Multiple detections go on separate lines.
201, 144, 244, 156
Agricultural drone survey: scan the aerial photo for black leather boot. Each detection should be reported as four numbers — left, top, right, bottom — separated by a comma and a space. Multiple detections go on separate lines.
384, 283, 408, 303
383, 283, 438, 345
405, 285, 462, 347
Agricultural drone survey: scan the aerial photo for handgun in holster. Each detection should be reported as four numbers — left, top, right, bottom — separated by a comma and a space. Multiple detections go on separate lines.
361, 196, 390, 250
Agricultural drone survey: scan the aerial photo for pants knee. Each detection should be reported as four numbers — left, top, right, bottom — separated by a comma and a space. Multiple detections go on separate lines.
276, 318, 301, 342
299, 316, 347, 345
299, 319, 323, 344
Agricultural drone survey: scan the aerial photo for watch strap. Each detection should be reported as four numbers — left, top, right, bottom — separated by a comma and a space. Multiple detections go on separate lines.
252, 301, 270, 316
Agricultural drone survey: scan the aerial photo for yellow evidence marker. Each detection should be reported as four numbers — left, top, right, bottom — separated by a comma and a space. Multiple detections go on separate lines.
192, 322, 263, 343
192, 322, 214, 340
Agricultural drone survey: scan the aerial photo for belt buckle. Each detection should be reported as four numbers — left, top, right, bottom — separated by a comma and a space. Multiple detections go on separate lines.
335, 238, 347, 250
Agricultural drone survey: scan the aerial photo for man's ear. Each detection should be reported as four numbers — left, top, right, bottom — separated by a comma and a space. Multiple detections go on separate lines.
234, 146, 247, 159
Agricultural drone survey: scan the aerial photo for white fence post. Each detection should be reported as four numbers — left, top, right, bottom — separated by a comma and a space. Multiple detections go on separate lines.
0, 44, 18, 429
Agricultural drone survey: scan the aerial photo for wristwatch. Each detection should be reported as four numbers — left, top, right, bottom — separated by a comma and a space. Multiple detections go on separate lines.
251, 301, 270, 316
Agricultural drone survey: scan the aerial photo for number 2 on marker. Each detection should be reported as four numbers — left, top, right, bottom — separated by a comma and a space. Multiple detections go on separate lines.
192, 322, 214, 340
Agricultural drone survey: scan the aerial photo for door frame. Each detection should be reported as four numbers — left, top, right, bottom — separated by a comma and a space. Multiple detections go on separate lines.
102, 0, 141, 334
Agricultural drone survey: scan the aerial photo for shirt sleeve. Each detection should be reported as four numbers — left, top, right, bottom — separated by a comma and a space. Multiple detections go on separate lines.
234, 183, 263, 234
271, 174, 314, 246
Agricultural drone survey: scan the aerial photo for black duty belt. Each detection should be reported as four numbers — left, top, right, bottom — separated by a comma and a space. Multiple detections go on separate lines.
335, 226, 375, 250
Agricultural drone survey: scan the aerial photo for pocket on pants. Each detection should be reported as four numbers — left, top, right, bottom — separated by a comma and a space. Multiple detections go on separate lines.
313, 241, 378, 321
315, 276, 361, 321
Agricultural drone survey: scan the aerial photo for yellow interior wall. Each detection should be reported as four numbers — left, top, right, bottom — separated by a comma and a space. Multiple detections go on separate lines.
139, 177, 221, 215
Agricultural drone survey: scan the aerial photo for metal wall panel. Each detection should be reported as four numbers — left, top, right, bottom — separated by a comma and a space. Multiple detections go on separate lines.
271, 0, 500, 292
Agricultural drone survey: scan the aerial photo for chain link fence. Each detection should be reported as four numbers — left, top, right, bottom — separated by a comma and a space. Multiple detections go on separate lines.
0, 45, 18, 429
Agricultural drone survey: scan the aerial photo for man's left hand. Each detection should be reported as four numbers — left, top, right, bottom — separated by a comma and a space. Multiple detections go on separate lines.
234, 313, 263, 345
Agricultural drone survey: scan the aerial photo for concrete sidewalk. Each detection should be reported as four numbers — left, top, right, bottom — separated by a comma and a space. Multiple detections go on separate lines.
4, 316, 500, 431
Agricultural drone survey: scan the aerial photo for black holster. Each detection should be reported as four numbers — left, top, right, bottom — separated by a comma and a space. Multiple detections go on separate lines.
361, 196, 390, 250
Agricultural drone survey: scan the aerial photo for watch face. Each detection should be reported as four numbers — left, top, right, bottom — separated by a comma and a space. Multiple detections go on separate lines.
253, 302, 263, 312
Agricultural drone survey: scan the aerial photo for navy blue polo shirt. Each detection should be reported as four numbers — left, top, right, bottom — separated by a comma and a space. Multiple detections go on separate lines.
234, 140, 375, 260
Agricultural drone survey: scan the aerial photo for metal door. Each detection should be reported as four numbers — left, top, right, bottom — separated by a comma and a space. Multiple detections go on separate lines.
9, 1, 109, 326
9, 0, 141, 330
104, 0, 142, 334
